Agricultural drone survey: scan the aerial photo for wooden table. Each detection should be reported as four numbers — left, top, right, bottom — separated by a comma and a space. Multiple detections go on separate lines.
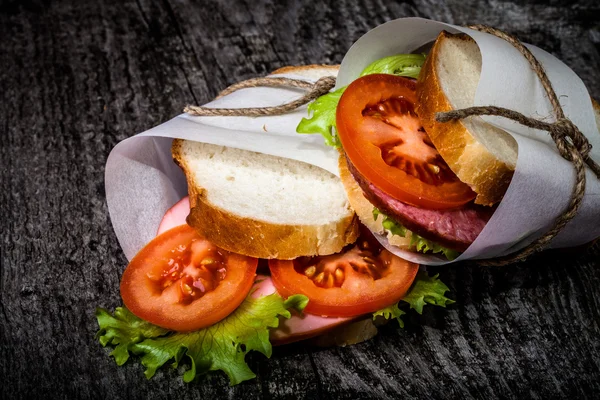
2, 1, 599, 398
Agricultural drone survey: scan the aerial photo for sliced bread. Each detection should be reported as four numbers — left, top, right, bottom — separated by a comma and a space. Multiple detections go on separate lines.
416, 31, 517, 206
173, 65, 358, 259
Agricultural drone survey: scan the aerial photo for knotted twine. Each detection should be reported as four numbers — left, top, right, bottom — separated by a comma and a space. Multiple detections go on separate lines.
184, 26, 600, 266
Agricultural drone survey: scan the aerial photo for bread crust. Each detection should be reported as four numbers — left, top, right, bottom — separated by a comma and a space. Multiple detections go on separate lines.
416, 31, 515, 206
271, 64, 340, 75
592, 98, 600, 133
172, 137, 359, 260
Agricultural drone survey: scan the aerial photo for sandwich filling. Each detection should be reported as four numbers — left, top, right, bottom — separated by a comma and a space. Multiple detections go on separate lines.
97, 196, 454, 385
298, 54, 494, 259
346, 155, 493, 252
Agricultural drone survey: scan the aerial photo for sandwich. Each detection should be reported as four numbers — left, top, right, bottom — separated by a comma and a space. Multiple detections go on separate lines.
97, 24, 600, 387
96, 62, 455, 386
299, 31, 600, 260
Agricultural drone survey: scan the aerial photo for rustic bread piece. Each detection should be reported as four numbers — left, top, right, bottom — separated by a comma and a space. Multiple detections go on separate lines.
172, 65, 358, 259
416, 31, 517, 206
309, 317, 379, 347
338, 153, 412, 249
271, 64, 341, 79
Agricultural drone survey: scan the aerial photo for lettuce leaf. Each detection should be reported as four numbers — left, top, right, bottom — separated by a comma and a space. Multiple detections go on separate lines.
296, 86, 345, 147
373, 271, 455, 326
410, 233, 461, 261
373, 208, 460, 260
95, 307, 169, 366
296, 53, 425, 147
359, 54, 426, 79
402, 271, 455, 314
96, 293, 308, 386
373, 303, 406, 328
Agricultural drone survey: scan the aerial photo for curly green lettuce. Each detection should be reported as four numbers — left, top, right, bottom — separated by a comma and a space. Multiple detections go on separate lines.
296, 86, 345, 147
372, 208, 460, 261
297, 53, 426, 147
410, 233, 461, 261
359, 54, 425, 78
374, 271, 455, 327
96, 293, 308, 386
373, 303, 407, 328
402, 271, 455, 314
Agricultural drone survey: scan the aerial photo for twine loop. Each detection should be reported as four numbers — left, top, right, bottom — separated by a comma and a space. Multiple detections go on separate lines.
436, 107, 598, 174
184, 76, 336, 117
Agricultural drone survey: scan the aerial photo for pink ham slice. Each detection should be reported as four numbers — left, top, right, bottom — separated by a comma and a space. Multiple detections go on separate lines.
157, 196, 191, 236
157, 196, 352, 344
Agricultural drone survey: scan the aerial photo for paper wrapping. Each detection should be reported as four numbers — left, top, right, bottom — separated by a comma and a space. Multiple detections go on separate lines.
105, 17, 600, 265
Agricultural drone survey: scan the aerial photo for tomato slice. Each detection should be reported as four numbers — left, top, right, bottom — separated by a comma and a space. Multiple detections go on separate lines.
336, 74, 475, 209
268, 229, 419, 317
121, 224, 258, 332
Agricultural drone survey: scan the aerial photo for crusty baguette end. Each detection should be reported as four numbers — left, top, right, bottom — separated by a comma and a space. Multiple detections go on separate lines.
416, 31, 517, 206
271, 64, 340, 78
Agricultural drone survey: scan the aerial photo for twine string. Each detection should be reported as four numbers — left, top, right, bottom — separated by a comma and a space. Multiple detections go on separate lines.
184, 76, 336, 117
436, 107, 599, 176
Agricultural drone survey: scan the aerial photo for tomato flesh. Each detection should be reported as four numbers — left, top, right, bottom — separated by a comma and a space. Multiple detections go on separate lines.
269, 229, 419, 317
121, 224, 258, 332
336, 74, 475, 209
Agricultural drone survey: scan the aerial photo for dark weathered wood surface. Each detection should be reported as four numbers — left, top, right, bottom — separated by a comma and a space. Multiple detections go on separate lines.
1, 0, 600, 398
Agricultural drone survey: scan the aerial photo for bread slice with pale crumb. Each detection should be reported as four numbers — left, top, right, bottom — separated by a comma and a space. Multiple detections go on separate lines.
172, 65, 358, 259
416, 31, 518, 206
417, 32, 600, 206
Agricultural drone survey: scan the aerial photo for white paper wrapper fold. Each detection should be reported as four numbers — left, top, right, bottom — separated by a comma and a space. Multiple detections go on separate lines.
105, 17, 600, 265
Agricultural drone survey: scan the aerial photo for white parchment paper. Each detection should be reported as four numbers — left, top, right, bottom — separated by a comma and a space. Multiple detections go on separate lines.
105, 17, 600, 264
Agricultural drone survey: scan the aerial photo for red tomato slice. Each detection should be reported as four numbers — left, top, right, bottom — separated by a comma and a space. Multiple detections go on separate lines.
269, 228, 419, 317
336, 74, 476, 209
121, 224, 258, 332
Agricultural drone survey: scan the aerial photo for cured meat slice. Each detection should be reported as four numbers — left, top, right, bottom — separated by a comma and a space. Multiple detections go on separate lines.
347, 158, 493, 251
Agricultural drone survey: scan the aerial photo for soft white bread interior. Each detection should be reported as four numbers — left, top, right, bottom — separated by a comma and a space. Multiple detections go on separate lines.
338, 153, 412, 249
417, 31, 517, 206
173, 65, 358, 259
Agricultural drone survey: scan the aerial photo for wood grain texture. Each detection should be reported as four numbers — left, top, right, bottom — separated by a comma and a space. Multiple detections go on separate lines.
1, 0, 599, 398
